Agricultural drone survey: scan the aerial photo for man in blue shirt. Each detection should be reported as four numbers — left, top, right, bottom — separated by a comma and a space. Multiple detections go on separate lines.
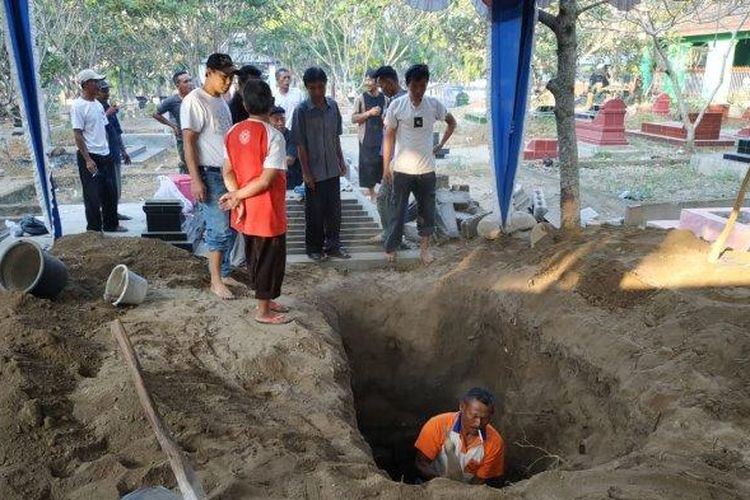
291, 67, 350, 261
97, 80, 131, 221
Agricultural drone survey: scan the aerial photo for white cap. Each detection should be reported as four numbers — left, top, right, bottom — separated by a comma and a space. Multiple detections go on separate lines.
77, 68, 105, 85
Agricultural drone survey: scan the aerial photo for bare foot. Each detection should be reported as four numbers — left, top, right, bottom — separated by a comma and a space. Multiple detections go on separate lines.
210, 282, 235, 300
386, 252, 397, 263
420, 249, 435, 265
222, 276, 246, 288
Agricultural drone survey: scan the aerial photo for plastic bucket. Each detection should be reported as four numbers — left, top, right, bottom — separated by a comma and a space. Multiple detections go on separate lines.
104, 264, 148, 306
0, 239, 68, 298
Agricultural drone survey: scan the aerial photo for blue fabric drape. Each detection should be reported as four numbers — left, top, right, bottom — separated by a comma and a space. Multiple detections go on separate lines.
490, 0, 536, 225
2, 0, 62, 238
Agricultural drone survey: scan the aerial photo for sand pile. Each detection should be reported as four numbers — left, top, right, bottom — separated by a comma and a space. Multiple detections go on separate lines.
0, 234, 208, 499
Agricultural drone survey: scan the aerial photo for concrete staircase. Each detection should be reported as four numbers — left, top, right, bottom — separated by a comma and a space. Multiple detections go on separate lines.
285, 185, 421, 269
286, 197, 382, 255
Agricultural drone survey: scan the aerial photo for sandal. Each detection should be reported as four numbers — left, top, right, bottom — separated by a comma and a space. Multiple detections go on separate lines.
270, 301, 291, 313
255, 313, 292, 325
255, 301, 291, 313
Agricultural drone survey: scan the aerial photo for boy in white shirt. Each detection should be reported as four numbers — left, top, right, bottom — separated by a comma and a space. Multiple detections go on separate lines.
382, 64, 457, 264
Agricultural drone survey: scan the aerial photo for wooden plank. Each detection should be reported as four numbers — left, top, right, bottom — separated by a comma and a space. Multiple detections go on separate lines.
111, 319, 206, 500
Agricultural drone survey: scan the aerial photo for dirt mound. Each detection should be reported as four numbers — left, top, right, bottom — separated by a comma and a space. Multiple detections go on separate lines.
53, 233, 208, 298
0, 235, 208, 499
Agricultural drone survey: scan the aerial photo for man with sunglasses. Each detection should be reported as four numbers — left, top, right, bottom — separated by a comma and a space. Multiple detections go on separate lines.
181, 53, 242, 299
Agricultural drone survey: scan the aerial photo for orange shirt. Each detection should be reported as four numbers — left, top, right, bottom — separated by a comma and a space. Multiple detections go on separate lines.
414, 412, 504, 481
224, 118, 287, 237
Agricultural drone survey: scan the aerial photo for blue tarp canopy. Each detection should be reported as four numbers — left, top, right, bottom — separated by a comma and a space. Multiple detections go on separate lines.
2, 0, 61, 237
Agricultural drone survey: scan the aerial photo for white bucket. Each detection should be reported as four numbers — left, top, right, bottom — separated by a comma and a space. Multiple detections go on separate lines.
104, 264, 148, 306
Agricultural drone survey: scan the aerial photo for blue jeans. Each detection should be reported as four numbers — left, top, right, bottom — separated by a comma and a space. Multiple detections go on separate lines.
198, 167, 236, 277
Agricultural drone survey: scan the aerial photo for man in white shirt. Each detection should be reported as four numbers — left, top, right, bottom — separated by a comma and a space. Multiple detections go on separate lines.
71, 68, 126, 233
382, 64, 457, 264
273, 68, 304, 128
181, 53, 242, 299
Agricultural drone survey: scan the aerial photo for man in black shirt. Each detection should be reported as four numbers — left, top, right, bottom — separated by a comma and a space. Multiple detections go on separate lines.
229, 65, 262, 124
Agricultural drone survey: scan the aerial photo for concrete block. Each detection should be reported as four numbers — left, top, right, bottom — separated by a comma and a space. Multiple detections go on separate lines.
507, 211, 537, 232
478, 216, 502, 240
457, 212, 490, 239
437, 189, 472, 210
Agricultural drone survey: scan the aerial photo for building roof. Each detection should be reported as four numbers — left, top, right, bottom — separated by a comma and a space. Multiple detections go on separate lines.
676, 7, 750, 39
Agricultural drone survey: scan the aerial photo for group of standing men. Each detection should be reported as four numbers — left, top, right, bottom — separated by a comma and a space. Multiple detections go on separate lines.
354, 64, 457, 264
71, 53, 457, 318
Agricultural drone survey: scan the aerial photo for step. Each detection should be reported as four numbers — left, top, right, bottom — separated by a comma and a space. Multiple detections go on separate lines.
288, 215, 374, 223
286, 197, 360, 205
287, 236, 380, 246
287, 208, 368, 216
288, 243, 384, 254
288, 221, 379, 230
287, 228, 381, 238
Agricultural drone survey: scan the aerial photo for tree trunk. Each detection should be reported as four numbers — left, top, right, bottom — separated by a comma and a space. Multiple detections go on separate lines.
547, 0, 581, 233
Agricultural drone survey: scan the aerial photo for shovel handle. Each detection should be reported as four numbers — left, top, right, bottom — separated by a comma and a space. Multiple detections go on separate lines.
111, 319, 206, 500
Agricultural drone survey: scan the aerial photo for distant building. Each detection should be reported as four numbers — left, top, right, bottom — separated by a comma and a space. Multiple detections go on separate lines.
648, 8, 750, 107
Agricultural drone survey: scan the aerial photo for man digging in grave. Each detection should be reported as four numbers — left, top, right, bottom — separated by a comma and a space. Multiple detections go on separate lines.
414, 387, 504, 484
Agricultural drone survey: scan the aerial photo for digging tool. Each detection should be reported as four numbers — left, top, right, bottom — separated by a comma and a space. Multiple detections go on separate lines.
111, 319, 206, 500
708, 165, 750, 263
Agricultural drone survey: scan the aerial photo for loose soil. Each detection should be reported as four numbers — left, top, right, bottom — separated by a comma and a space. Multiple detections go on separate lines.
0, 227, 749, 499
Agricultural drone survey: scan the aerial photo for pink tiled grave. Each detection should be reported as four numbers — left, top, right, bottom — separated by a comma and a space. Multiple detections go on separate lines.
678, 207, 750, 251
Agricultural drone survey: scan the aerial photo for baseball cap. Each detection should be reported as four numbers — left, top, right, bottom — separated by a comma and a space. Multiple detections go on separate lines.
206, 53, 238, 75
77, 68, 105, 85
99, 80, 111, 89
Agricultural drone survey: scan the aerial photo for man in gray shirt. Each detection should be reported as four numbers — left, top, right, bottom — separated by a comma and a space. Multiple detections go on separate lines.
153, 70, 194, 173
291, 67, 350, 261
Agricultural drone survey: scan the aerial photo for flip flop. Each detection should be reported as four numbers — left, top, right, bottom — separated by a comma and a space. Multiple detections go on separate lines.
255, 313, 292, 325
270, 301, 291, 313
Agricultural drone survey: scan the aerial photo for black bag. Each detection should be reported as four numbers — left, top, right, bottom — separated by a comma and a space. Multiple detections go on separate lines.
19, 215, 49, 236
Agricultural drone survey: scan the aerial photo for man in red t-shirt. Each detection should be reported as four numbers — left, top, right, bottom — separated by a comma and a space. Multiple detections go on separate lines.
220, 80, 291, 324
